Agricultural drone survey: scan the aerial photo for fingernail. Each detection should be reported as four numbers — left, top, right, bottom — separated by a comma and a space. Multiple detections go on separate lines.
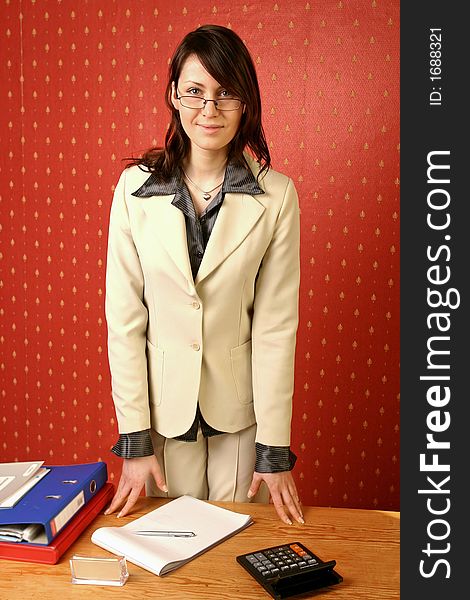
247, 490, 254, 498
162, 485, 168, 493
104, 510, 109, 515
117, 512, 122, 518
298, 517, 305, 524
285, 518, 293, 525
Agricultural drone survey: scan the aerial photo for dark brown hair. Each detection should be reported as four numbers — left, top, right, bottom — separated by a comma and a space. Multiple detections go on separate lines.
126, 24, 271, 180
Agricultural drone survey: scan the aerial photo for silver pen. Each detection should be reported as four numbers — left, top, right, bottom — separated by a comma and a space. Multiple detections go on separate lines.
133, 530, 196, 538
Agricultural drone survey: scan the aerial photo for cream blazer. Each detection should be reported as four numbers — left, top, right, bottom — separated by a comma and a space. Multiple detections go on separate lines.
105, 155, 300, 447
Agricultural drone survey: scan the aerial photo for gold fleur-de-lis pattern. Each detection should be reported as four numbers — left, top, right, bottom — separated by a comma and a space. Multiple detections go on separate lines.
0, 0, 399, 510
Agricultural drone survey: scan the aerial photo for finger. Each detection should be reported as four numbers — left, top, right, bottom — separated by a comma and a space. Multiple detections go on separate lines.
292, 482, 305, 522
151, 464, 168, 493
247, 473, 261, 499
291, 489, 305, 522
104, 483, 130, 515
270, 490, 292, 525
284, 481, 304, 522
282, 487, 304, 524
117, 486, 142, 518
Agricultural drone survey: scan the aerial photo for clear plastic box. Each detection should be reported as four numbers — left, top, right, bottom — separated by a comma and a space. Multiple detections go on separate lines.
70, 554, 129, 586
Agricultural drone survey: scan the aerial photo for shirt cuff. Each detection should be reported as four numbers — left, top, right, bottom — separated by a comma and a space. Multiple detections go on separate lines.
111, 429, 154, 458
255, 443, 297, 473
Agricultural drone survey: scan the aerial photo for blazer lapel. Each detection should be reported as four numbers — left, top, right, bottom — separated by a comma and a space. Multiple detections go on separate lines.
141, 196, 194, 285
195, 192, 265, 285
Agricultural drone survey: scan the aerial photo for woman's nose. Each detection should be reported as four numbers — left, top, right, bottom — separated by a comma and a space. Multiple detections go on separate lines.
201, 99, 219, 116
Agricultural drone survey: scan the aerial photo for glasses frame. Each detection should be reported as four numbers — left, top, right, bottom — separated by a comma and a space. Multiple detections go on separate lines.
176, 90, 243, 112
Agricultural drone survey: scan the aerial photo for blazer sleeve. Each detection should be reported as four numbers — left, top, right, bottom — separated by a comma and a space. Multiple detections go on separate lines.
105, 168, 151, 434
251, 177, 300, 447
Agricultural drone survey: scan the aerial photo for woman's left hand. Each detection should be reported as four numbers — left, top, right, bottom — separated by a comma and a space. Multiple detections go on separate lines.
248, 471, 304, 525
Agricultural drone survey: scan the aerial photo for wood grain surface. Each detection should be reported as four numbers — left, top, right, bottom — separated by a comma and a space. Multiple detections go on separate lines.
0, 497, 399, 600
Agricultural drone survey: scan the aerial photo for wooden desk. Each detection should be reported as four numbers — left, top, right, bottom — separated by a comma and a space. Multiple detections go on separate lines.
0, 498, 399, 600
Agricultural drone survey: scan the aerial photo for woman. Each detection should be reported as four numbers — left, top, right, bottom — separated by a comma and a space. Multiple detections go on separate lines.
104, 24, 303, 526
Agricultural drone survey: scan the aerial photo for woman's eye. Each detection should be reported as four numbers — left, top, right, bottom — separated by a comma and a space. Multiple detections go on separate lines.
188, 88, 201, 95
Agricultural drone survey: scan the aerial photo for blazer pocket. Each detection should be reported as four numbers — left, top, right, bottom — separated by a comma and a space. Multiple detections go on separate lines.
146, 340, 164, 407
230, 340, 253, 405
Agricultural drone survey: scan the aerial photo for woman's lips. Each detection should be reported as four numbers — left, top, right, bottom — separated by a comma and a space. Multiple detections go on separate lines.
197, 124, 223, 132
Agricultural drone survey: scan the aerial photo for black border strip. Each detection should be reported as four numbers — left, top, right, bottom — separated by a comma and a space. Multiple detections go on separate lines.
401, 3, 465, 597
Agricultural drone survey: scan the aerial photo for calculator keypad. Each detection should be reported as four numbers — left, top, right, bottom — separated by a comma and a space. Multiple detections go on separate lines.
242, 543, 320, 580
237, 541, 342, 598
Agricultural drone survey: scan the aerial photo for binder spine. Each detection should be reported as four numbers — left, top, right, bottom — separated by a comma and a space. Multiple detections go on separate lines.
44, 463, 108, 542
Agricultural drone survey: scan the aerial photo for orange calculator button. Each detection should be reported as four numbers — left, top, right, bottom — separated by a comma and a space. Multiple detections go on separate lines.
290, 544, 302, 553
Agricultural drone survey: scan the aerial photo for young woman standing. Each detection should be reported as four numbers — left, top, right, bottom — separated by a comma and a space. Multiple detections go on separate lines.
104, 25, 303, 526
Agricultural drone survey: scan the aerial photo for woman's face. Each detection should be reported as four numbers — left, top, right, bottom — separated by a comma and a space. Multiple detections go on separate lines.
171, 55, 244, 157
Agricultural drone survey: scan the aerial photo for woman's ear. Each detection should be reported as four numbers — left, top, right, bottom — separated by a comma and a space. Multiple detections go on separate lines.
170, 82, 179, 111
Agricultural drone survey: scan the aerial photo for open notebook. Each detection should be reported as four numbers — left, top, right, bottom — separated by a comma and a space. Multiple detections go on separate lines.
91, 495, 253, 576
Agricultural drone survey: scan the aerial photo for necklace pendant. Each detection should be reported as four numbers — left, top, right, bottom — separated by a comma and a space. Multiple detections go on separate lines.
203, 193, 211, 201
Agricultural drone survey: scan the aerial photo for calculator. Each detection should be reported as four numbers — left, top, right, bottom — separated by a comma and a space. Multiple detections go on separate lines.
236, 541, 343, 599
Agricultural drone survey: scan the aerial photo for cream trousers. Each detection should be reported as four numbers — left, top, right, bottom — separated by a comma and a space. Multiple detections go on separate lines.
146, 424, 269, 503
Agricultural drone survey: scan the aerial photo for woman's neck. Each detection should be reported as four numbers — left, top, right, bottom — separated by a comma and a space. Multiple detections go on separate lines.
183, 148, 228, 182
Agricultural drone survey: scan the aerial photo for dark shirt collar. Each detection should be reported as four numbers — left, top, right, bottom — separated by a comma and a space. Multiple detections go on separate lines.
131, 159, 264, 198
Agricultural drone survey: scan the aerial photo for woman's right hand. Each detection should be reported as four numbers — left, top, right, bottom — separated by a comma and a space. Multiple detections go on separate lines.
104, 455, 167, 518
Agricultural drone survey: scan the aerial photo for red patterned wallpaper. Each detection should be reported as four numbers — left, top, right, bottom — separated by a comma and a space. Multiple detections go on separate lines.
0, 0, 400, 510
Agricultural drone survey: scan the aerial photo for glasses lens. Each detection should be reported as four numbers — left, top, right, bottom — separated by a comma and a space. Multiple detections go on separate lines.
217, 99, 241, 110
179, 96, 204, 109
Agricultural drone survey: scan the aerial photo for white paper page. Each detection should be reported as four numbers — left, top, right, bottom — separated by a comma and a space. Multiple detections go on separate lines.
0, 467, 50, 508
0, 461, 44, 504
91, 495, 253, 576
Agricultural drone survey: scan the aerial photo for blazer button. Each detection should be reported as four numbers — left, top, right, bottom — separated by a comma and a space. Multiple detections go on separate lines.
192, 301, 201, 310
191, 343, 201, 351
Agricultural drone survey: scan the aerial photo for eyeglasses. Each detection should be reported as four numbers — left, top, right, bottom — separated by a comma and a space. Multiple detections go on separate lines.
176, 92, 243, 112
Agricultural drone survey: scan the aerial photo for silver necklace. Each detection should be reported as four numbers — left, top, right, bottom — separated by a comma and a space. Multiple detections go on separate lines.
183, 170, 224, 201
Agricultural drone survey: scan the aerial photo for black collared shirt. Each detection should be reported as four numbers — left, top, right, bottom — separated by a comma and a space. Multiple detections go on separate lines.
111, 160, 296, 473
